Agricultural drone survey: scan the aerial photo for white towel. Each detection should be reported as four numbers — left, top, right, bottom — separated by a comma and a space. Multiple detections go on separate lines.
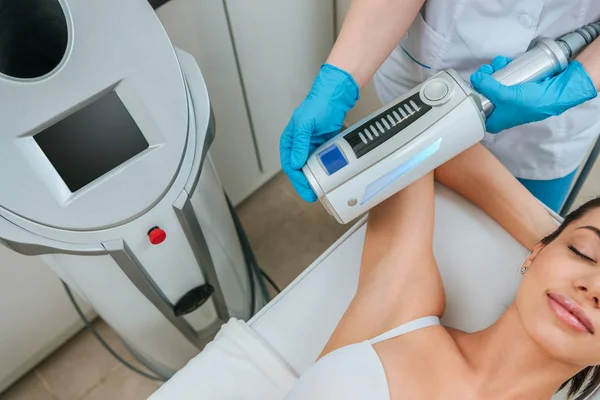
148, 318, 298, 399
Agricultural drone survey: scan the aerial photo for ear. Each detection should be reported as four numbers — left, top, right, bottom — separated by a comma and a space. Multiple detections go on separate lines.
522, 243, 544, 270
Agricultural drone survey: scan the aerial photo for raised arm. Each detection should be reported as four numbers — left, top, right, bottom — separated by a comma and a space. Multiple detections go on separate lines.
434, 144, 558, 251
320, 172, 444, 357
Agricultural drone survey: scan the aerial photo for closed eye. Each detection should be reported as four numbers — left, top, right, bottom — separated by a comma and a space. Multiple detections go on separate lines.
569, 245, 596, 263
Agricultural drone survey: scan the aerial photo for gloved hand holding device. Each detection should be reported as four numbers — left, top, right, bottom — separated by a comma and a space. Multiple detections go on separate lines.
279, 64, 359, 202
279, 0, 426, 201
471, 56, 598, 134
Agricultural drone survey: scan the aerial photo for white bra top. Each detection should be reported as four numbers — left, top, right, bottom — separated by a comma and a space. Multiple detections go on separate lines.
283, 316, 440, 400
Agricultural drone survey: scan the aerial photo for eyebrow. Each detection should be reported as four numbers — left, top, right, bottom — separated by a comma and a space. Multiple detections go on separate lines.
577, 226, 600, 239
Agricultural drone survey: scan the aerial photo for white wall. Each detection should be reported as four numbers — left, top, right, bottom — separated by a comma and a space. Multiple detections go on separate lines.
157, 0, 262, 205
0, 247, 93, 393
158, 0, 335, 204
225, 0, 335, 182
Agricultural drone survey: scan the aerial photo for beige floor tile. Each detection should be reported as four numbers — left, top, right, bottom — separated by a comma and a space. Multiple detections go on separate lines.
81, 365, 160, 400
273, 173, 313, 211
236, 173, 306, 250
36, 320, 119, 400
0, 372, 56, 400
253, 195, 352, 289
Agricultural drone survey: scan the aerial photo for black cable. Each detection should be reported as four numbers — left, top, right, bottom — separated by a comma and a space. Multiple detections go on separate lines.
260, 269, 282, 294
148, 0, 171, 10
224, 195, 258, 314
247, 249, 257, 316
61, 281, 165, 382
560, 137, 600, 216
225, 194, 279, 302
226, 194, 270, 303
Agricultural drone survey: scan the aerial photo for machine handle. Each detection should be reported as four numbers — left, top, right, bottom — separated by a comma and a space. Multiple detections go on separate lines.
479, 39, 568, 116
490, 41, 566, 87
479, 21, 600, 116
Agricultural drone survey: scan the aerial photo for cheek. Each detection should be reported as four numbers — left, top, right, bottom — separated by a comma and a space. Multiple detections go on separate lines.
515, 255, 565, 341
529, 250, 574, 286
515, 253, 600, 365
516, 254, 571, 313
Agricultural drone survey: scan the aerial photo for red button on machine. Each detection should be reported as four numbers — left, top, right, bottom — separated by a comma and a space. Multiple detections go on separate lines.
148, 226, 166, 245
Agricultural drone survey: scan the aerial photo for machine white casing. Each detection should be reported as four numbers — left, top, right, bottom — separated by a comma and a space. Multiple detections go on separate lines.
0, 0, 259, 378
303, 70, 486, 224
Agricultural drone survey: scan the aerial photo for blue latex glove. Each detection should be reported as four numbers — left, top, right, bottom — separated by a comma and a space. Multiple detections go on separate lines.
280, 64, 359, 202
470, 56, 598, 134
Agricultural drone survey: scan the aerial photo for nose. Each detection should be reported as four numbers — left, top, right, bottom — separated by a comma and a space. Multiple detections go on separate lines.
577, 283, 600, 308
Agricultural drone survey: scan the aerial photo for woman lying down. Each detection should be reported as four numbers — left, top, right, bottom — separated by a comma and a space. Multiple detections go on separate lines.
285, 143, 600, 400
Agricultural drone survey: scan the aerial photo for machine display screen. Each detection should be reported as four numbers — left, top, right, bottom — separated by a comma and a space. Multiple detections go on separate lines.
34, 92, 149, 192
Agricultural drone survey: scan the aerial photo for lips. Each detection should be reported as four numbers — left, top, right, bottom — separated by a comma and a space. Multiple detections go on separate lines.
547, 292, 595, 334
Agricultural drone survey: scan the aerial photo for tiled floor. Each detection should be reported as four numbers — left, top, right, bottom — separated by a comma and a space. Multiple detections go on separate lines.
0, 172, 352, 400
2, 166, 598, 400
236, 172, 353, 289
0, 320, 161, 400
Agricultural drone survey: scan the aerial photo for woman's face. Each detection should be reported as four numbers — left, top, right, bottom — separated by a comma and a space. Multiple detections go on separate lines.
517, 208, 600, 367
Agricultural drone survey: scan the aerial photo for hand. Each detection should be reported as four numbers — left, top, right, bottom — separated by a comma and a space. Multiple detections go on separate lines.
470, 56, 598, 134
280, 64, 359, 202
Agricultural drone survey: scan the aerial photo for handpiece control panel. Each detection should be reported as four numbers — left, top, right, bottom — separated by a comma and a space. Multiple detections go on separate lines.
303, 70, 486, 224
343, 92, 432, 159
316, 78, 454, 178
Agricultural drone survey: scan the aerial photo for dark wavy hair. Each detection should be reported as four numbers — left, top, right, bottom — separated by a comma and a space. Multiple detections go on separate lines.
540, 197, 600, 400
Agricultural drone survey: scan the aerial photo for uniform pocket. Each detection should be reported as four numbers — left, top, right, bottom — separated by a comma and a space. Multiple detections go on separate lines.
401, 12, 452, 75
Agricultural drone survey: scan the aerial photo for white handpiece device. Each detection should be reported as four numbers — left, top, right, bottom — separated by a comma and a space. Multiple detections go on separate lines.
303, 23, 600, 224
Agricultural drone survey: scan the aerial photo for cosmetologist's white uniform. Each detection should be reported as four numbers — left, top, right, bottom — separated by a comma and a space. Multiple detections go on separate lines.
374, 0, 600, 181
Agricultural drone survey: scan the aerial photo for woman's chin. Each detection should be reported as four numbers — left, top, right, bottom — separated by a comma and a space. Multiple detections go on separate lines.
526, 316, 597, 366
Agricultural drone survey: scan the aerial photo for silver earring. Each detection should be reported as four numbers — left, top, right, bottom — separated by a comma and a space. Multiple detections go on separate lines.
521, 266, 528, 274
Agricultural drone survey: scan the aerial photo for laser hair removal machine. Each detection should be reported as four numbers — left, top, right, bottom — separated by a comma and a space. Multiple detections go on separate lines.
303, 23, 600, 224
0, 0, 263, 379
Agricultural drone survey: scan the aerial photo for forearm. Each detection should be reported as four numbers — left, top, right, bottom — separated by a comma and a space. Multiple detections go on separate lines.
577, 37, 600, 90
434, 144, 557, 251
327, 0, 425, 87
